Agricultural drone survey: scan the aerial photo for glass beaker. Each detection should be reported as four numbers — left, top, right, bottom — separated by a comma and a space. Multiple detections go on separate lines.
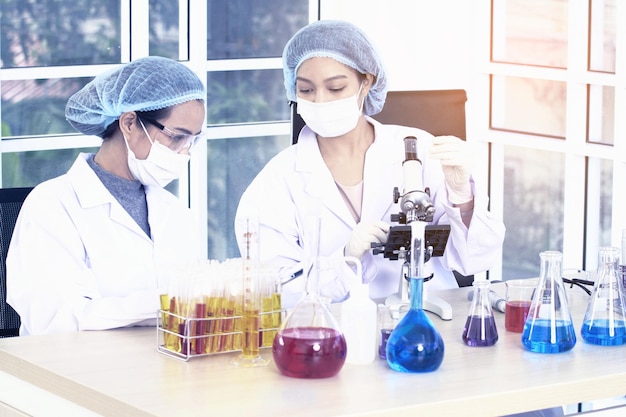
521, 251, 577, 353
377, 304, 406, 359
462, 279, 498, 347
385, 277, 445, 372
581, 247, 626, 346
272, 217, 347, 378
505, 278, 537, 333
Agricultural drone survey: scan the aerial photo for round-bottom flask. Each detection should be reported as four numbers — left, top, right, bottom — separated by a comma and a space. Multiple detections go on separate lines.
462, 280, 498, 347
272, 216, 346, 378
521, 251, 576, 353
385, 277, 444, 373
272, 292, 346, 378
581, 247, 626, 346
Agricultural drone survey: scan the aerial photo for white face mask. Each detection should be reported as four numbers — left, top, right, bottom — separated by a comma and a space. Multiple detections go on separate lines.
297, 85, 364, 138
123, 121, 191, 187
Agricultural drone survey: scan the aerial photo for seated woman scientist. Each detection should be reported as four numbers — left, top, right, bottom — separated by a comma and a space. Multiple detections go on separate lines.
7, 56, 206, 335
235, 20, 506, 308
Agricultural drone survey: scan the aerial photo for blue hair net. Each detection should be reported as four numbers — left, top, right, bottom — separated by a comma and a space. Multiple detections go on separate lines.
282, 20, 388, 116
65, 56, 205, 137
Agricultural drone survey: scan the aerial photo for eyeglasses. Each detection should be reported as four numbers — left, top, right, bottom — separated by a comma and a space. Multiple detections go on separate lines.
139, 117, 204, 152
562, 275, 595, 296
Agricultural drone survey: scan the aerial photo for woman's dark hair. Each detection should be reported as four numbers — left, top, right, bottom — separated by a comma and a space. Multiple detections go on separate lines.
101, 107, 173, 140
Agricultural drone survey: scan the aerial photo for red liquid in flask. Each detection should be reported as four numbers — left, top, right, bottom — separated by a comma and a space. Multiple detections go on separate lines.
505, 301, 531, 333
272, 326, 347, 378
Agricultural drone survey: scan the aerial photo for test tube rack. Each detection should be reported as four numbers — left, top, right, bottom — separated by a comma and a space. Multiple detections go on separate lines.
156, 308, 284, 361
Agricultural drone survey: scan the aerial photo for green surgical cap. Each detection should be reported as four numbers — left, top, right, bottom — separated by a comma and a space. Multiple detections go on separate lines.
65, 56, 205, 137
282, 20, 388, 116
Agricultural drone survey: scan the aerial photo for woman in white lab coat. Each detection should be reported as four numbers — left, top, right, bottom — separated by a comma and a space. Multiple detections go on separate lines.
235, 20, 506, 307
7, 57, 206, 335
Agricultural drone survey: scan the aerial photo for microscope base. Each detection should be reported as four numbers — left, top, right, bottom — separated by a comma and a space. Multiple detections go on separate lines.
384, 294, 453, 321
423, 295, 453, 321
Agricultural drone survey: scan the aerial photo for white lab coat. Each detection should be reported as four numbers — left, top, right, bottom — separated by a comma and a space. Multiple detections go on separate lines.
7, 153, 200, 335
235, 118, 505, 307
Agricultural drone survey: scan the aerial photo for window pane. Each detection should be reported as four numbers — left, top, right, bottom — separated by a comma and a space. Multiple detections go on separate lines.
587, 85, 614, 145
492, 0, 568, 68
0, 0, 121, 68
2, 149, 98, 187
589, 0, 617, 73
1, 78, 88, 137
207, 0, 309, 59
206, 70, 288, 124
207, 135, 291, 260
585, 157, 613, 271
491, 75, 567, 137
502, 146, 565, 279
149, 0, 183, 60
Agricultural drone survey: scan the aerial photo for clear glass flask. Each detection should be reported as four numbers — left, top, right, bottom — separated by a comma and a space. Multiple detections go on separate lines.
581, 247, 626, 346
462, 280, 498, 346
385, 277, 445, 372
272, 217, 347, 378
521, 251, 577, 353
385, 221, 444, 372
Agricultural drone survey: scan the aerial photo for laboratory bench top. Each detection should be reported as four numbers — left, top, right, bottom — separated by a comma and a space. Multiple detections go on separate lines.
1, 283, 626, 417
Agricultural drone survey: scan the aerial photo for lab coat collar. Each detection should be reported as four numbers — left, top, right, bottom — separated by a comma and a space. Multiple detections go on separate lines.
361, 117, 397, 223
67, 153, 152, 240
294, 120, 398, 227
69, 153, 122, 209
295, 127, 351, 224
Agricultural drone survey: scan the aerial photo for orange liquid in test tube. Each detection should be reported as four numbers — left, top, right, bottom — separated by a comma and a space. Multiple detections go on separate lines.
194, 302, 207, 354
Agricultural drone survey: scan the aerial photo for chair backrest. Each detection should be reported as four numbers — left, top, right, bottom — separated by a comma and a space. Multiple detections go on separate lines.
0, 187, 33, 337
290, 89, 467, 144
289, 90, 474, 287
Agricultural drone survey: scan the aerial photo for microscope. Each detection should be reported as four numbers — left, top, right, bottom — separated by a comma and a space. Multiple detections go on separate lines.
371, 136, 453, 320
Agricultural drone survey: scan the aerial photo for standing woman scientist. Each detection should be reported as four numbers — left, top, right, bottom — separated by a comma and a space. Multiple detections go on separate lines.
235, 20, 506, 307
7, 56, 206, 335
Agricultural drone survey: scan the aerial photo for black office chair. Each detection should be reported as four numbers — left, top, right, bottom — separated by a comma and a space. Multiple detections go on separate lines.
290, 89, 468, 143
290, 89, 474, 287
0, 187, 33, 337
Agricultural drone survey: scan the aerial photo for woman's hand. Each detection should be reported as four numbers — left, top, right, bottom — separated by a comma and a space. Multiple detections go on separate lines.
430, 135, 473, 205
345, 221, 390, 260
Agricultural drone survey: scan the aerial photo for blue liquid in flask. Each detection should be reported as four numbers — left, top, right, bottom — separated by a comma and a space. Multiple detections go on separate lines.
462, 315, 498, 347
521, 319, 576, 353
580, 247, 626, 347
581, 319, 626, 346
385, 279, 444, 373
522, 251, 577, 354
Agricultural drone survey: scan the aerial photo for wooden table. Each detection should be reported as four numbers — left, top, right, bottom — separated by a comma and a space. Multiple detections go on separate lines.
1, 283, 625, 417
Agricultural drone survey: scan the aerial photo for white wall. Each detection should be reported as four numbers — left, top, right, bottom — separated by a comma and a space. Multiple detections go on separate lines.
320, 0, 475, 91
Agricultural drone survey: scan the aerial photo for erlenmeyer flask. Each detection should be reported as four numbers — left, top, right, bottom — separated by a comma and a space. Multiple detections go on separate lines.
522, 251, 576, 353
462, 279, 498, 346
272, 217, 347, 378
581, 247, 626, 346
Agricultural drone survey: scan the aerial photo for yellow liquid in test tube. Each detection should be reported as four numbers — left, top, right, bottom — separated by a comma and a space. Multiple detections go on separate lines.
223, 297, 237, 352
271, 292, 282, 330
233, 297, 243, 351
166, 296, 181, 352
261, 296, 275, 347
206, 295, 219, 353
212, 296, 227, 353
159, 294, 170, 347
